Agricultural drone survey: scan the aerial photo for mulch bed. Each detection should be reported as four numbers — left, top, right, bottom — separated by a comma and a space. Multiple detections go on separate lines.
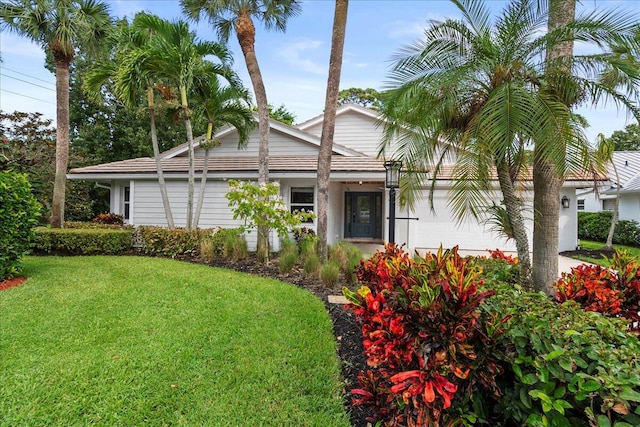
560, 247, 615, 261
0, 276, 28, 291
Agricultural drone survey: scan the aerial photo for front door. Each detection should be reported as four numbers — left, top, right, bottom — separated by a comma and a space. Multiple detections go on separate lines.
345, 192, 382, 239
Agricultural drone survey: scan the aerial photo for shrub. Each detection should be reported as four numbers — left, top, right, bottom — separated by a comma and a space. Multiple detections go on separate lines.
320, 261, 340, 288
92, 212, 124, 225
32, 228, 132, 255
483, 283, 640, 427
343, 245, 504, 426
293, 227, 315, 245
330, 241, 364, 284
208, 228, 248, 260
0, 172, 40, 280
64, 221, 133, 230
555, 251, 640, 332
137, 226, 213, 258
278, 251, 299, 274
299, 234, 318, 260
578, 211, 640, 246
302, 252, 321, 278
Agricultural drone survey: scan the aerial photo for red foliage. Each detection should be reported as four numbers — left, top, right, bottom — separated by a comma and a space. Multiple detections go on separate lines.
344, 244, 505, 426
487, 248, 518, 265
92, 212, 124, 225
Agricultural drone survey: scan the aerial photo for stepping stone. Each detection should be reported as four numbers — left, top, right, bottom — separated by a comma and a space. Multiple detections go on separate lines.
328, 295, 348, 304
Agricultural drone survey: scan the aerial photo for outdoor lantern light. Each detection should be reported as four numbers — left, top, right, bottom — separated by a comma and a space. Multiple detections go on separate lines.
561, 196, 570, 209
384, 160, 403, 244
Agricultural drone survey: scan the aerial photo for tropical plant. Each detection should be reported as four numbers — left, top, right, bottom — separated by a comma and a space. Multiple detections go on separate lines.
181, 0, 302, 252
192, 70, 254, 229
317, 0, 348, 260
594, 134, 621, 250
0, 0, 112, 228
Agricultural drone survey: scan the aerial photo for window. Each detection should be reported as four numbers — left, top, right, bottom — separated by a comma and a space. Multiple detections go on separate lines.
123, 186, 130, 220
577, 199, 585, 211
603, 198, 616, 212
291, 187, 314, 223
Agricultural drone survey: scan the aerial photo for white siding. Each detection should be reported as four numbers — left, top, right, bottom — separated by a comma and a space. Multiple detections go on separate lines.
193, 129, 319, 157
619, 195, 640, 222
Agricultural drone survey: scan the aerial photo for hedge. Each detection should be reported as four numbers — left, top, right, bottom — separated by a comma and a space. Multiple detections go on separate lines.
32, 228, 133, 255
578, 211, 640, 246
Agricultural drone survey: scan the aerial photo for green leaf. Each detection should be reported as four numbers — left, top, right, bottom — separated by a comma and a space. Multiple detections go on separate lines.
597, 415, 611, 427
559, 358, 574, 372
619, 388, 640, 402
522, 373, 539, 385
545, 350, 565, 360
554, 387, 567, 399
581, 380, 601, 392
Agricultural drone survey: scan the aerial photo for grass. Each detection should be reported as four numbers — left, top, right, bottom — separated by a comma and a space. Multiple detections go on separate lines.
576, 240, 640, 266
0, 256, 350, 427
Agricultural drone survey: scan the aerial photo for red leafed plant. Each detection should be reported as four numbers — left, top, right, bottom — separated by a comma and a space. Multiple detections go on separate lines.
487, 248, 518, 265
343, 244, 506, 426
555, 250, 640, 332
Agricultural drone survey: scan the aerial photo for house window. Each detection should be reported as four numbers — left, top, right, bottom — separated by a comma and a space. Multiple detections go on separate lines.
123, 186, 130, 220
603, 199, 616, 212
291, 187, 314, 223
577, 199, 585, 211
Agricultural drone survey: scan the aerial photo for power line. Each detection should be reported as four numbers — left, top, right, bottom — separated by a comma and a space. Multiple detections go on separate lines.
0, 73, 55, 91
0, 88, 55, 105
0, 67, 55, 86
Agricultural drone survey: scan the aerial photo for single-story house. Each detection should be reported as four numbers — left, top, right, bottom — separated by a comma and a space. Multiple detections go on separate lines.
68, 104, 593, 253
577, 151, 640, 221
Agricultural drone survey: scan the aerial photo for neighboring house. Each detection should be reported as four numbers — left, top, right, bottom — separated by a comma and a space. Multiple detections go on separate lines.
577, 151, 640, 222
68, 104, 593, 253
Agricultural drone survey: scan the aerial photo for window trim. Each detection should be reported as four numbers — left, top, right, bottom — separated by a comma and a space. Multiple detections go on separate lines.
290, 186, 315, 223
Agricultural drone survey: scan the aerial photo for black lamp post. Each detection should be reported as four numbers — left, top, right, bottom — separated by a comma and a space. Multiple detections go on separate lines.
384, 160, 402, 244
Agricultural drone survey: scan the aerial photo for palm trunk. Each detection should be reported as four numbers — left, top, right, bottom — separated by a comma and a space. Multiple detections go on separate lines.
237, 11, 270, 260
181, 86, 195, 230
533, 0, 576, 294
317, 0, 349, 261
148, 87, 175, 229
194, 122, 214, 230
496, 159, 533, 289
604, 160, 621, 249
50, 61, 70, 228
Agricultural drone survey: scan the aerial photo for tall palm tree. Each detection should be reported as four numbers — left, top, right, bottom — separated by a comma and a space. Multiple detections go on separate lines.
381, 0, 640, 288
180, 0, 301, 254
83, 16, 176, 228
133, 13, 234, 230
0, 0, 112, 228
317, 0, 349, 261
191, 72, 254, 229
533, 0, 640, 293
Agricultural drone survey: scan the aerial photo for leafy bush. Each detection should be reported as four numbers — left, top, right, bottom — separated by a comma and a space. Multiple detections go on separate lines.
320, 261, 340, 288
32, 228, 132, 255
555, 251, 640, 332
209, 228, 248, 260
578, 211, 640, 246
484, 283, 640, 427
298, 234, 318, 260
343, 245, 504, 426
302, 252, 321, 278
137, 226, 213, 258
331, 241, 363, 285
92, 212, 124, 225
293, 227, 316, 245
278, 238, 299, 274
0, 172, 40, 280
64, 221, 133, 230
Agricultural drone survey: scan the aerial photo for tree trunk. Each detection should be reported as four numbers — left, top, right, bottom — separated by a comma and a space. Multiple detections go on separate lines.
317, 0, 349, 261
236, 11, 270, 260
50, 61, 70, 228
148, 87, 175, 229
194, 123, 214, 230
533, 0, 576, 294
604, 160, 620, 249
496, 159, 533, 289
182, 86, 195, 230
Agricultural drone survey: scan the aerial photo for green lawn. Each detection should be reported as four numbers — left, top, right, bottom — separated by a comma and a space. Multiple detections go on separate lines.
576, 240, 640, 266
0, 256, 350, 426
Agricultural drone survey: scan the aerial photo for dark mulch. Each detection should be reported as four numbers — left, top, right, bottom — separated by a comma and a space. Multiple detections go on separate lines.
560, 247, 615, 262
208, 257, 372, 427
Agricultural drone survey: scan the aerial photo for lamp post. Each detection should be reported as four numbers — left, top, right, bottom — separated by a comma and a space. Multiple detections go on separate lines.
384, 160, 402, 244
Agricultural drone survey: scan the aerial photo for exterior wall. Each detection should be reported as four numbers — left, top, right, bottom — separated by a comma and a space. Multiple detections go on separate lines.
619, 195, 640, 222
559, 188, 579, 252
304, 112, 384, 157
193, 129, 319, 158
576, 188, 604, 212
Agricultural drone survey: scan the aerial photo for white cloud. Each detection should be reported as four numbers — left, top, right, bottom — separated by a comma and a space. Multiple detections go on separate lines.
0, 34, 46, 59
276, 39, 326, 75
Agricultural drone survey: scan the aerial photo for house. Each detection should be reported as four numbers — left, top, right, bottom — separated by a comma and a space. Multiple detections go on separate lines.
68, 104, 592, 253
577, 151, 640, 222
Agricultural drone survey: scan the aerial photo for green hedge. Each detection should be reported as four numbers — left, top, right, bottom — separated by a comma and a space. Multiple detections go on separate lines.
136, 226, 214, 258
32, 228, 133, 255
0, 172, 40, 280
578, 211, 640, 246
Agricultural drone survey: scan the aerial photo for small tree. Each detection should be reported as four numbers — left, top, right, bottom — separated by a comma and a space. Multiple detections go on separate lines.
0, 172, 40, 280
225, 180, 314, 263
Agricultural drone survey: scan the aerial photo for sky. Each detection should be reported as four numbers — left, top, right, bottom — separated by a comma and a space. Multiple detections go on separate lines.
1, 0, 639, 142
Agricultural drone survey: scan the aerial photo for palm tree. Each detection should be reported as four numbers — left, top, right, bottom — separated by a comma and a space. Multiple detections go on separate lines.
0, 0, 112, 228
191, 72, 254, 228
133, 13, 234, 230
317, 0, 349, 261
533, 0, 640, 292
83, 16, 176, 228
594, 134, 620, 251
180, 0, 301, 255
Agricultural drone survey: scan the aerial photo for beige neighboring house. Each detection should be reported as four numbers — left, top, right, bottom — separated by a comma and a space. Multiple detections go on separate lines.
68, 104, 592, 253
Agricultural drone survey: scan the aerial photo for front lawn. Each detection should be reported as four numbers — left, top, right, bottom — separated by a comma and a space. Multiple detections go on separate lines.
0, 256, 350, 426
575, 240, 640, 266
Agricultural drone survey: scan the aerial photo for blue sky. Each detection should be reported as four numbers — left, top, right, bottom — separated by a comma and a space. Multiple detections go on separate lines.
1, 0, 639, 142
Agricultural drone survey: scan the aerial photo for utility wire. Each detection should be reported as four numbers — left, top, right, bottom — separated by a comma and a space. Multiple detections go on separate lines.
0, 72, 55, 91
0, 88, 55, 105
0, 66, 55, 86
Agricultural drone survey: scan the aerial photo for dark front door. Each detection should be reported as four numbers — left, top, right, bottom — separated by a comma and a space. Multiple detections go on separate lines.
345, 192, 382, 239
